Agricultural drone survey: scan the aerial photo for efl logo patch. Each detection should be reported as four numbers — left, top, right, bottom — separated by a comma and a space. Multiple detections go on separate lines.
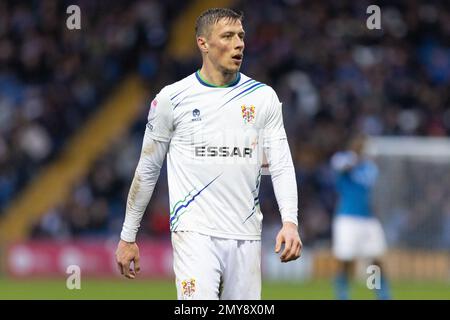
149, 99, 158, 114
181, 278, 196, 299
149, 99, 158, 118
241, 105, 255, 124
147, 99, 158, 131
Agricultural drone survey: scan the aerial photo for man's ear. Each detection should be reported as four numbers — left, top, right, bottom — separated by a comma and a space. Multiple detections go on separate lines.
197, 36, 208, 54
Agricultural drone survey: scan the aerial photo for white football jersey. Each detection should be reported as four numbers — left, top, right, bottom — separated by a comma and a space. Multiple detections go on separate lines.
146, 71, 289, 240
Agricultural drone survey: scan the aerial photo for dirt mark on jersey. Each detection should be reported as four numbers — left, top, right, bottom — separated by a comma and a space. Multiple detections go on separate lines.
129, 174, 142, 203
142, 143, 155, 156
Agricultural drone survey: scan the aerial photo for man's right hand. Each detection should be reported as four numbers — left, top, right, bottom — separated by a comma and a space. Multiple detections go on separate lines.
115, 239, 140, 279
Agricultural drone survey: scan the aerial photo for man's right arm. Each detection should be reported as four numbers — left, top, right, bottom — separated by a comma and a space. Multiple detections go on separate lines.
116, 130, 168, 279
120, 89, 174, 242
117, 90, 174, 278
120, 130, 169, 242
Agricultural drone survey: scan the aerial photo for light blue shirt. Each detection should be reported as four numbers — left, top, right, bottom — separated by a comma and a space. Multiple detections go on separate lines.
331, 151, 378, 218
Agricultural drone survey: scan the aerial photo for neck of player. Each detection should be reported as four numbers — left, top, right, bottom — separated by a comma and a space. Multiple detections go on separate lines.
198, 66, 238, 87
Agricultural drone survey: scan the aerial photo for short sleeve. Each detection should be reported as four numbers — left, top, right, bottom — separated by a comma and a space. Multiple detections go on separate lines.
146, 88, 174, 142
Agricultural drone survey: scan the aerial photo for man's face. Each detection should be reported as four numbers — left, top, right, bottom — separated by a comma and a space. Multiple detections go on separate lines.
203, 18, 245, 74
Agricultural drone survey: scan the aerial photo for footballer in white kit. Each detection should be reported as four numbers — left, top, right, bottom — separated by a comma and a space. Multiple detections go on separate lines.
116, 8, 302, 300
149, 71, 295, 238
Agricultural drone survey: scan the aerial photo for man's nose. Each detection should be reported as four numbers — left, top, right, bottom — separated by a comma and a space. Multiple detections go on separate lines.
234, 36, 244, 49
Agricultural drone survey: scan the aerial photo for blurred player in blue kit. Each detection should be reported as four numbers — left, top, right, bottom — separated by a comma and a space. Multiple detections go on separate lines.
331, 134, 391, 300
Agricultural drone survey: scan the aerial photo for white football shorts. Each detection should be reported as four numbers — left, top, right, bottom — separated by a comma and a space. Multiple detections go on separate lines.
332, 215, 387, 261
171, 231, 261, 300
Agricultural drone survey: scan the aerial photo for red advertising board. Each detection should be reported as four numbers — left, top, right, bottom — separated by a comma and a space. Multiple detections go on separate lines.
6, 240, 174, 278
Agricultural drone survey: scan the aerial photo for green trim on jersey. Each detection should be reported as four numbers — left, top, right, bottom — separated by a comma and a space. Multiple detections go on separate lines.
169, 189, 196, 218
196, 70, 241, 88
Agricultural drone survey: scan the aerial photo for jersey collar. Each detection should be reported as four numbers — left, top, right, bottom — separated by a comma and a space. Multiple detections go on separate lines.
195, 70, 241, 88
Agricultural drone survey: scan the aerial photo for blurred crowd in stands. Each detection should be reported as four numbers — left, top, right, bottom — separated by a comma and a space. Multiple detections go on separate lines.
1, 0, 449, 249
0, 0, 181, 215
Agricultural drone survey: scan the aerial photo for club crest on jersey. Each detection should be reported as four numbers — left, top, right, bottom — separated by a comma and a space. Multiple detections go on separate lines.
181, 278, 196, 299
241, 105, 255, 124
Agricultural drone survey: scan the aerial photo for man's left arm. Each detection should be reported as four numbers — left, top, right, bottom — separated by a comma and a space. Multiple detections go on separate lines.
263, 88, 302, 263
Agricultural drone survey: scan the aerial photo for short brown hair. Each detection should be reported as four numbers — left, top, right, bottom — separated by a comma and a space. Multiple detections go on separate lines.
195, 8, 244, 37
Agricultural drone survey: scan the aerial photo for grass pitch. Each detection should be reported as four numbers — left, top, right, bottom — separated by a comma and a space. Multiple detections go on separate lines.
0, 278, 448, 300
